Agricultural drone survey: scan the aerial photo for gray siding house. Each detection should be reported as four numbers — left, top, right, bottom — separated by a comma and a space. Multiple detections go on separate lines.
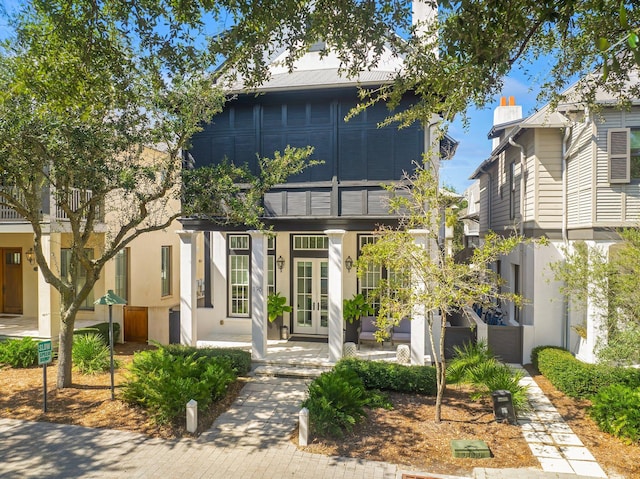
472, 84, 640, 364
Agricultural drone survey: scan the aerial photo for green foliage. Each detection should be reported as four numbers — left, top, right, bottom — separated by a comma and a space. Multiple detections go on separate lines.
448, 341, 528, 413
72, 333, 114, 375
466, 361, 528, 413
590, 384, 640, 444
267, 292, 293, 323
302, 369, 371, 437
446, 340, 495, 384
73, 322, 121, 346
161, 344, 251, 376
335, 358, 437, 395
0, 337, 39, 368
343, 293, 374, 323
121, 347, 236, 425
532, 346, 640, 398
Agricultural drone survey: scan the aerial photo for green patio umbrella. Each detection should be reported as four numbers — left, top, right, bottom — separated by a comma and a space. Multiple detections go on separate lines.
95, 290, 127, 400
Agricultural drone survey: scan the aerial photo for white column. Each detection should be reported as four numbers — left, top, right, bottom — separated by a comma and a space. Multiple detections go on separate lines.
249, 230, 268, 360
37, 233, 58, 340
409, 229, 429, 365
325, 229, 345, 363
178, 230, 198, 346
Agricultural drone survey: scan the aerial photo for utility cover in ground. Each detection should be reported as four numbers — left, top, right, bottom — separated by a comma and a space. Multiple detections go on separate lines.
450, 439, 491, 458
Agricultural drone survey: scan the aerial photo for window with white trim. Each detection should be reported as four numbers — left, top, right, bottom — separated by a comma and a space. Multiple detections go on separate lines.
631, 129, 640, 179
61, 248, 95, 309
228, 234, 250, 316
161, 246, 172, 297
358, 235, 381, 311
293, 235, 328, 250
267, 236, 275, 296
115, 248, 129, 302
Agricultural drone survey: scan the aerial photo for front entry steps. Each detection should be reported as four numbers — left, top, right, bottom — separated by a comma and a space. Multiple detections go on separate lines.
251, 361, 333, 379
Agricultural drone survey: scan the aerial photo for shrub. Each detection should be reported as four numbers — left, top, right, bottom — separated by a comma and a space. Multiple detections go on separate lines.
302, 369, 370, 437
162, 344, 251, 376
72, 333, 113, 374
121, 347, 235, 425
0, 337, 38, 368
335, 358, 437, 395
591, 384, 640, 444
73, 322, 121, 345
446, 340, 495, 384
532, 346, 640, 398
466, 361, 529, 413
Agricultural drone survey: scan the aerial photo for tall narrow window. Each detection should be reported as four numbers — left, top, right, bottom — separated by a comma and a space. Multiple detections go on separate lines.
509, 161, 516, 220
267, 236, 275, 296
114, 248, 129, 302
358, 235, 381, 311
631, 129, 640, 179
513, 264, 520, 324
61, 248, 95, 309
161, 246, 172, 297
228, 235, 250, 316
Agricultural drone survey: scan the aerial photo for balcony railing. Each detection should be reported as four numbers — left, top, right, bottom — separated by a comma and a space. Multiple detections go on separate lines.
0, 187, 103, 223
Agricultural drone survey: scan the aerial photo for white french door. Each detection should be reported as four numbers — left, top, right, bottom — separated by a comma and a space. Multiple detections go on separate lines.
293, 258, 328, 335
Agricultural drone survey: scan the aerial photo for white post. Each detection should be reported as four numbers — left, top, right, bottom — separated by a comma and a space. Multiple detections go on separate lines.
325, 229, 345, 363
178, 230, 198, 346
299, 407, 309, 446
37, 233, 56, 339
249, 230, 268, 361
409, 229, 429, 365
186, 399, 198, 433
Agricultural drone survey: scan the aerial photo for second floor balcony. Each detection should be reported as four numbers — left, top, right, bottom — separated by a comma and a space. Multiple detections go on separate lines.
0, 186, 104, 224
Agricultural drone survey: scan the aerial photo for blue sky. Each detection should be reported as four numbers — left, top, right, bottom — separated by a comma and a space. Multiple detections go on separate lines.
441, 74, 544, 194
0, 0, 553, 195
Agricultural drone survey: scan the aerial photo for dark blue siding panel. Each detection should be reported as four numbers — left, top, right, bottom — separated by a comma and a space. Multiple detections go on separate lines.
394, 128, 422, 178
367, 129, 394, 180
287, 103, 307, 126
339, 130, 365, 180
235, 134, 257, 171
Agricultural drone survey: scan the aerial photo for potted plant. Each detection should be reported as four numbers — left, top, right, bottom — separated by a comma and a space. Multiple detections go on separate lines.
343, 293, 374, 343
267, 292, 293, 340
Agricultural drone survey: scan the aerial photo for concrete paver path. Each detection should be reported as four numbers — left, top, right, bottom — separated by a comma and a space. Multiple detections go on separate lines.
0, 374, 609, 479
0, 376, 400, 479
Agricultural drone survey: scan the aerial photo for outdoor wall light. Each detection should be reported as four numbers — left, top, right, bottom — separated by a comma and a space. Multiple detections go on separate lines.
25, 247, 36, 266
345, 256, 353, 272
276, 255, 285, 272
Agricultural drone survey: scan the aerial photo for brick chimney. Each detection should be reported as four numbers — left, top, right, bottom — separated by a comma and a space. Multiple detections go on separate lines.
493, 96, 522, 149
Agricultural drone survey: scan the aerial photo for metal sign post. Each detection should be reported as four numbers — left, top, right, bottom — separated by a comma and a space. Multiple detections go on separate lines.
38, 341, 53, 412
94, 290, 127, 400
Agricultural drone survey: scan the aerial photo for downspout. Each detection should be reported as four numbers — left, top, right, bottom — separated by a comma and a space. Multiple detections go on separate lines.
561, 125, 572, 349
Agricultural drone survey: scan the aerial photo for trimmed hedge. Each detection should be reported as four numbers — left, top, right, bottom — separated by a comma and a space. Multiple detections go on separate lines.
531, 346, 640, 398
590, 384, 640, 443
74, 322, 121, 345
335, 358, 437, 395
162, 344, 252, 376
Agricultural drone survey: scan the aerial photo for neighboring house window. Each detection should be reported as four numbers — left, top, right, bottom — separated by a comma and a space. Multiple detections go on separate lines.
114, 248, 129, 302
509, 161, 516, 220
228, 234, 250, 316
608, 127, 639, 183
268, 236, 275, 296
161, 246, 172, 297
631, 129, 640, 179
61, 248, 94, 310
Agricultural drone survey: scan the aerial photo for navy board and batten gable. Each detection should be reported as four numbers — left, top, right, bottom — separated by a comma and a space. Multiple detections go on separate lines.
186, 88, 431, 230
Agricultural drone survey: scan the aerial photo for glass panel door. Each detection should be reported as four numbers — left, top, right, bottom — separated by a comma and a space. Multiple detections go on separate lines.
294, 258, 328, 335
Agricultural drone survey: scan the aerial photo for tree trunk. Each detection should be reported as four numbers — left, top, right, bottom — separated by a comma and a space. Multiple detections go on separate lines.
56, 310, 77, 388
435, 311, 448, 422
